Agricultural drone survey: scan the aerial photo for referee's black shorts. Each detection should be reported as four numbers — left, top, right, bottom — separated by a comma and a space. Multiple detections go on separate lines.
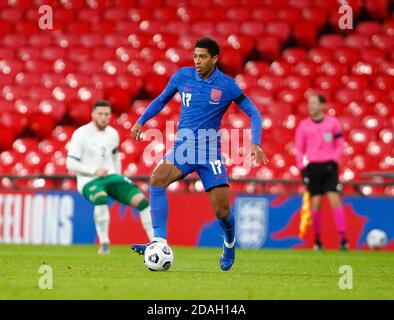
302, 161, 341, 196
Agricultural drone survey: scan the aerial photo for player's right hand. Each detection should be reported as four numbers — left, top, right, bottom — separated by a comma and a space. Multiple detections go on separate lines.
95, 168, 109, 177
131, 123, 143, 141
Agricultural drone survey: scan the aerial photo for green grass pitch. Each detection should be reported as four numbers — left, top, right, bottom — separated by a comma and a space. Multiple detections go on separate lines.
1, 244, 393, 300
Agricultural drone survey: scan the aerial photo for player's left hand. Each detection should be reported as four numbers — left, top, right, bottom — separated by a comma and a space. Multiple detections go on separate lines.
131, 123, 143, 141
251, 144, 269, 165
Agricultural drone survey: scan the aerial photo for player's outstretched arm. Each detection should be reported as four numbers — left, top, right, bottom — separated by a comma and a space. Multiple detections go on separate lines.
236, 95, 268, 165
131, 72, 179, 141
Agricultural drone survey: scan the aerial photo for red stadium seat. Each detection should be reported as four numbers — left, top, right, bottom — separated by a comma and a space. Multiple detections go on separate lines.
15, 21, 40, 36
269, 61, 293, 77
266, 21, 291, 43
246, 88, 274, 106
361, 47, 387, 65
12, 138, 40, 155
52, 125, 77, 143
1, 85, 26, 102
41, 73, 65, 88
15, 72, 39, 87
344, 34, 371, 50
78, 60, 104, 75
37, 100, 66, 121
165, 48, 192, 66
0, 8, 23, 23
278, 7, 301, 25
0, 21, 13, 37
308, 47, 333, 64
379, 128, 394, 145
374, 76, 394, 91
226, 35, 254, 55
67, 21, 91, 35
293, 21, 318, 47
362, 88, 385, 104
282, 48, 308, 64
28, 113, 57, 139
218, 47, 244, 75
27, 86, 53, 101
362, 115, 386, 132
127, 7, 151, 22
178, 8, 202, 24
139, 20, 163, 34
52, 86, 78, 102
383, 19, 394, 35
343, 101, 370, 118
293, 61, 319, 78
234, 74, 257, 91
0, 59, 24, 76
243, 61, 270, 77
227, 7, 252, 22
257, 75, 283, 92
319, 34, 344, 50
139, 47, 163, 64
256, 36, 281, 61
0, 127, 17, 152
0, 111, 27, 136
283, 75, 310, 91
277, 88, 305, 104
79, 33, 102, 49
326, 102, 346, 117
3, 34, 26, 49
348, 128, 376, 152
240, 21, 265, 37
59, 0, 85, 10
335, 88, 361, 104
103, 7, 128, 21
341, 75, 369, 90
53, 7, 75, 23
152, 7, 178, 22
301, 6, 327, 29
93, 21, 117, 34
334, 47, 362, 65
28, 34, 53, 48
52, 33, 79, 49
314, 75, 341, 91
371, 34, 394, 51
320, 61, 348, 77
356, 21, 382, 36
365, 0, 390, 19
216, 22, 240, 36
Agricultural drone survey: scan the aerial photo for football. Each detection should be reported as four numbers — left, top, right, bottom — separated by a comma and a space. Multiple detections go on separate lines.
367, 229, 388, 249
144, 242, 174, 271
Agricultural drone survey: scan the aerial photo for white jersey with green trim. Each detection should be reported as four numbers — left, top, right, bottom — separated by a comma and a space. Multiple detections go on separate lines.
67, 122, 120, 192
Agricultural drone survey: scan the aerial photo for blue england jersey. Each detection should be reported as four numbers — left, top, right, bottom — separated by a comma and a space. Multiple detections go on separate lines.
138, 66, 262, 146
137, 66, 262, 191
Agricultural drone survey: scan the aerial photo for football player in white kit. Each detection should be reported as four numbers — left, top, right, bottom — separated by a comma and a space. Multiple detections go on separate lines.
66, 100, 153, 254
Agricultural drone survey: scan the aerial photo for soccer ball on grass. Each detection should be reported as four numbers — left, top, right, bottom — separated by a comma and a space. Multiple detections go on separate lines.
144, 242, 174, 271
367, 229, 388, 249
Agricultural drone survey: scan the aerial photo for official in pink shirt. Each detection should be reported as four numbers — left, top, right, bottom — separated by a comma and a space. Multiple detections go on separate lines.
295, 93, 348, 250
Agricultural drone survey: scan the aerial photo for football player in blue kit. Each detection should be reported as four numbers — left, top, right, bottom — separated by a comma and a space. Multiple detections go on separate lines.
130, 37, 268, 271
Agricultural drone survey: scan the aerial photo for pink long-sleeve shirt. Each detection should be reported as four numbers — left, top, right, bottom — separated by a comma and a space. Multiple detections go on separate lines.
295, 115, 344, 170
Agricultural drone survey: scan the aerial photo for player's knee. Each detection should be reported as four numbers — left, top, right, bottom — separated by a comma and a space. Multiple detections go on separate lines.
91, 192, 109, 205
149, 174, 168, 188
214, 206, 230, 220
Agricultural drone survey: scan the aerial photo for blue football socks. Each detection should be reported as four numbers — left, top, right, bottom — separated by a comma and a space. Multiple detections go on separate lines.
149, 186, 169, 240
218, 213, 235, 246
